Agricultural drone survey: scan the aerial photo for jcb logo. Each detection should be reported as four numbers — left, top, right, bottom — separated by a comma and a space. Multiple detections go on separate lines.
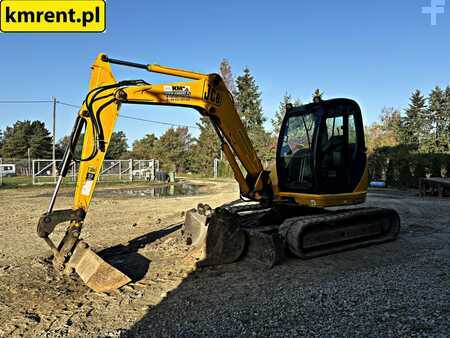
204, 84, 222, 105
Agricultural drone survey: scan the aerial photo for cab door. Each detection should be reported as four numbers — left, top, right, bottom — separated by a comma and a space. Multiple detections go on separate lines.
315, 100, 366, 194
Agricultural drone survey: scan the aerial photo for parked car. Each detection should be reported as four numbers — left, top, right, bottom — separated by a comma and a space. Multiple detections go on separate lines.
0, 164, 16, 177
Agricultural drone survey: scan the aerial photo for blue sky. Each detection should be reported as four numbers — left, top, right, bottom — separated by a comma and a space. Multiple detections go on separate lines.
0, 0, 449, 145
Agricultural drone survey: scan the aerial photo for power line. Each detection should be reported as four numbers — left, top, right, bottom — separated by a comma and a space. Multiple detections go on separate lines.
56, 101, 79, 108
56, 100, 199, 129
0, 100, 53, 104
0, 99, 199, 130
119, 114, 199, 129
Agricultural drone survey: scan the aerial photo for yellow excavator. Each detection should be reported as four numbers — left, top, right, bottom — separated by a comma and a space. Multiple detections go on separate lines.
37, 54, 400, 292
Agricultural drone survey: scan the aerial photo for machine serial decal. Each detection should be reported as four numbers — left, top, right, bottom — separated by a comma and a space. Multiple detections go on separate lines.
81, 167, 96, 196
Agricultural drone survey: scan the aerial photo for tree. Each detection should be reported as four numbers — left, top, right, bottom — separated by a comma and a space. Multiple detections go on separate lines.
385, 159, 396, 187
398, 159, 413, 188
414, 159, 426, 187
365, 107, 402, 153
444, 86, 450, 151
219, 59, 236, 94
153, 127, 193, 172
106, 131, 128, 159
130, 133, 157, 159
189, 117, 221, 175
56, 134, 84, 159
235, 67, 272, 160
235, 68, 265, 131
313, 89, 323, 102
272, 93, 302, 136
402, 90, 426, 147
422, 86, 446, 153
2, 120, 52, 158
430, 156, 442, 177
0, 130, 3, 157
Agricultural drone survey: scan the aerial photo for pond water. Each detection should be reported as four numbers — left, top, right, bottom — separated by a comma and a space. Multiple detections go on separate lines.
97, 182, 201, 198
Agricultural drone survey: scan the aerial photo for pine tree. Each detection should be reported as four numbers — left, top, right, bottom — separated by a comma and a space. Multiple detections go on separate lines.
2, 120, 52, 158
272, 93, 302, 136
29, 121, 53, 158
0, 130, 3, 157
424, 86, 446, 153
444, 86, 450, 151
219, 59, 236, 95
234, 67, 273, 161
402, 90, 426, 147
235, 68, 265, 131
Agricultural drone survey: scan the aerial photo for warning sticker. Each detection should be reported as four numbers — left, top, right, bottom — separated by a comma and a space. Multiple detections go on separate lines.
81, 167, 96, 196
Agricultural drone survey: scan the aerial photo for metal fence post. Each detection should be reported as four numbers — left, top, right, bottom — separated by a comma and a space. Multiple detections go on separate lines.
129, 159, 133, 182
32, 160, 35, 185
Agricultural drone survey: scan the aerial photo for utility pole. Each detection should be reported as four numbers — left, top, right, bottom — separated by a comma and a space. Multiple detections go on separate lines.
52, 97, 57, 178
27, 148, 31, 176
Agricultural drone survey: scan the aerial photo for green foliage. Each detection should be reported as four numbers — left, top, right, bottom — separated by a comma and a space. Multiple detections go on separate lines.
430, 156, 442, 177
219, 59, 236, 94
153, 127, 193, 172
56, 133, 84, 159
272, 93, 302, 136
398, 160, 413, 188
235, 68, 265, 131
2, 120, 52, 158
368, 145, 450, 188
401, 90, 426, 147
106, 131, 128, 159
130, 133, 157, 159
235, 67, 273, 161
189, 117, 221, 175
365, 107, 402, 154
443, 156, 450, 177
385, 160, 396, 187
0, 130, 3, 157
414, 160, 426, 187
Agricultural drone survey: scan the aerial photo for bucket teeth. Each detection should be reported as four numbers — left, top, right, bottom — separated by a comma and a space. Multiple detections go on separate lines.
67, 240, 131, 292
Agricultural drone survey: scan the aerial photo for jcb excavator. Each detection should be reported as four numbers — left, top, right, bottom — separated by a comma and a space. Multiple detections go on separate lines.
37, 54, 400, 292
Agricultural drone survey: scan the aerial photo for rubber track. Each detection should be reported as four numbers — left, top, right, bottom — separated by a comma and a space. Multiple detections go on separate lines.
279, 207, 400, 259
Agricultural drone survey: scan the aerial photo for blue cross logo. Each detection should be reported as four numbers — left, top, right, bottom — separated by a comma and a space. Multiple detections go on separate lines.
422, 0, 446, 26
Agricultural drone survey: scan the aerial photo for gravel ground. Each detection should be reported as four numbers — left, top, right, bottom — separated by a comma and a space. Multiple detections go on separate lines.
126, 190, 450, 338
0, 185, 449, 337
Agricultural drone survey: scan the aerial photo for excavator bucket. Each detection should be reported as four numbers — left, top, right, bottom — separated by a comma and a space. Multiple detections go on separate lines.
66, 241, 131, 292
183, 205, 246, 266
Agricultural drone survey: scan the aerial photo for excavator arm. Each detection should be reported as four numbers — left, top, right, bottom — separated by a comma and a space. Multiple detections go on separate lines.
75, 54, 270, 211
37, 54, 272, 291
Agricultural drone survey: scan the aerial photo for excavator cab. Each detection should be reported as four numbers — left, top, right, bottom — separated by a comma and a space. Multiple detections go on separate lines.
277, 98, 366, 195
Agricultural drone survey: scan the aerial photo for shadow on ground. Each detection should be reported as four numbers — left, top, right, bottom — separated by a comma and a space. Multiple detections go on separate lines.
98, 224, 182, 282
118, 191, 450, 337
